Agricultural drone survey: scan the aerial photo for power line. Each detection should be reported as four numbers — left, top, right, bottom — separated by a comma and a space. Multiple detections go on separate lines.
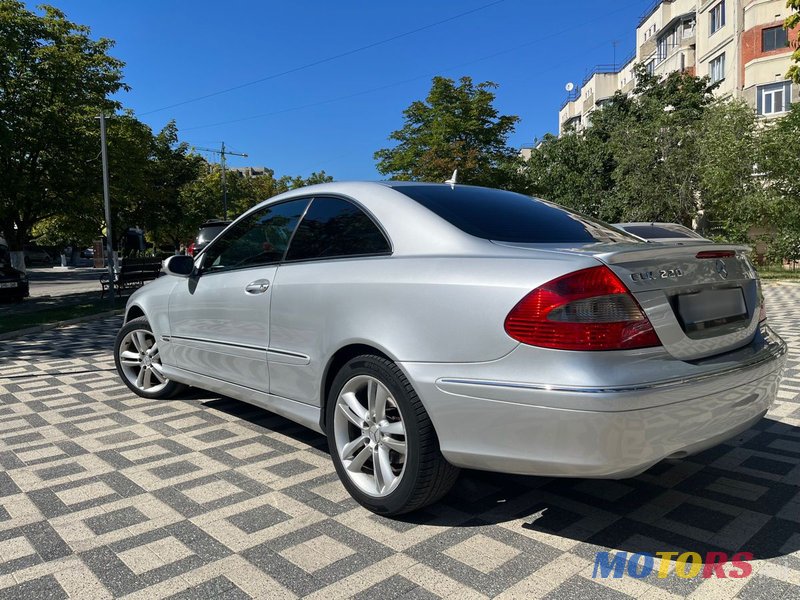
138, 0, 508, 116
180, 0, 644, 133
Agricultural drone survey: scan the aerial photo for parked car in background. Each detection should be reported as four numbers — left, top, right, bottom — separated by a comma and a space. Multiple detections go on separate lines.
81, 247, 94, 259
0, 245, 29, 302
614, 222, 711, 244
23, 245, 53, 266
114, 182, 786, 515
187, 220, 230, 257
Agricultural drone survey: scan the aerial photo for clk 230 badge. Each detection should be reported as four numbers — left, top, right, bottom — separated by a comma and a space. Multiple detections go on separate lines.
630, 268, 684, 282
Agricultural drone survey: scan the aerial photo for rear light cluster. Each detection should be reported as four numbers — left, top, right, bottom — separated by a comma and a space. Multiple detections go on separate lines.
504, 266, 661, 351
695, 250, 735, 259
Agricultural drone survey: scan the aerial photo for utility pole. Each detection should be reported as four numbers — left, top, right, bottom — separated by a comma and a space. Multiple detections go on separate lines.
99, 113, 114, 303
191, 142, 248, 220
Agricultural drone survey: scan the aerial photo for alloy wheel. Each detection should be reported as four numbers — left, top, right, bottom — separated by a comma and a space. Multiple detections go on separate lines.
117, 329, 169, 394
333, 375, 407, 497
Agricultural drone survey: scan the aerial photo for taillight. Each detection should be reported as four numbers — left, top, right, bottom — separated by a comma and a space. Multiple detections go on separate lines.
696, 250, 735, 259
504, 265, 662, 351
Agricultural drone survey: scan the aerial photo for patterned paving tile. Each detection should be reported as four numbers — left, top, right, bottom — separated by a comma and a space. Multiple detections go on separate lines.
0, 285, 798, 598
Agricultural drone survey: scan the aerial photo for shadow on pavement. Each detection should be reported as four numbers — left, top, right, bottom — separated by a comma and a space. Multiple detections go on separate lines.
197, 391, 800, 563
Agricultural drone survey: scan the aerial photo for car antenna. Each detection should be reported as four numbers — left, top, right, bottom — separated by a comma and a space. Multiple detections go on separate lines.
444, 169, 458, 189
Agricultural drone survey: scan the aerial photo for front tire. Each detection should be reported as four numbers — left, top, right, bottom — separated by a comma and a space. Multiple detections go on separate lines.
326, 354, 459, 515
114, 316, 185, 399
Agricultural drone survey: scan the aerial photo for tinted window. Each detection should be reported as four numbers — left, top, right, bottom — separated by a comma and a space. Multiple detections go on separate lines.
390, 184, 636, 244
285, 197, 390, 261
202, 199, 309, 272
621, 225, 699, 239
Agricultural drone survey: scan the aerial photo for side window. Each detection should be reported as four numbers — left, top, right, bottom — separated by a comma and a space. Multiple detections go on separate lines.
285, 197, 390, 261
201, 198, 309, 272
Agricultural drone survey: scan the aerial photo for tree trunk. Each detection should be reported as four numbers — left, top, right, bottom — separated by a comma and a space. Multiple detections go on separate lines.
9, 251, 26, 273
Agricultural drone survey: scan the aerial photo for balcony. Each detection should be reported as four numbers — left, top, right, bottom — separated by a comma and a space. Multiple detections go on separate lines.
559, 88, 580, 111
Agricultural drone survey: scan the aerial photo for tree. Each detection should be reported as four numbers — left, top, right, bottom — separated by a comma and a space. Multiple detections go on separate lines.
374, 76, 522, 189
599, 67, 717, 226
787, 0, 800, 84
522, 130, 614, 218
177, 168, 334, 248
696, 100, 765, 241
0, 1, 127, 266
759, 104, 800, 254
141, 122, 206, 250
523, 66, 719, 227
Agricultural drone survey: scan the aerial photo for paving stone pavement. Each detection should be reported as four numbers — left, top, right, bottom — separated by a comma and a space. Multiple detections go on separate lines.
0, 284, 799, 599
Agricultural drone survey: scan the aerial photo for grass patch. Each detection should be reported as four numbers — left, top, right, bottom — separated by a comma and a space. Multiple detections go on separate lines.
755, 265, 800, 281
0, 298, 125, 334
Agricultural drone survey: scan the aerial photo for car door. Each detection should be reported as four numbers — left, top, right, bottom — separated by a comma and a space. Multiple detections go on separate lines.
168, 198, 310, 391
268, 196, 392, 404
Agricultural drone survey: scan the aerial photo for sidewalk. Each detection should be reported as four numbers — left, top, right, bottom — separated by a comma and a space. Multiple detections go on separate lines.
0, 267, 123, 333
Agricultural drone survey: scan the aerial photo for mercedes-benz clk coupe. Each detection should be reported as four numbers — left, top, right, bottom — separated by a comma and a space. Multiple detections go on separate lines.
114, 182, 787, 515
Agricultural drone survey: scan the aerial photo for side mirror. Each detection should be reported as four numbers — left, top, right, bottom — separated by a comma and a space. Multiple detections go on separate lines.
163, 255, 195, 278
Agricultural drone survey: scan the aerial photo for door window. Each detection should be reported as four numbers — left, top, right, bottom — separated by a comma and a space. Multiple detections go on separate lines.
285, 197, 390, 261
201, 198, 309, 272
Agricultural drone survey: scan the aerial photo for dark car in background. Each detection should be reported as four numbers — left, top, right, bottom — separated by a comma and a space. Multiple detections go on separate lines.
0, 246, 29, 302
614, 222, 712, 244
187, 220, 230, 256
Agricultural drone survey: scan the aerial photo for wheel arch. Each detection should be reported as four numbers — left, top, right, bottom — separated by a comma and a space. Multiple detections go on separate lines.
125, 304, 146, 323
319, 342, 421, 432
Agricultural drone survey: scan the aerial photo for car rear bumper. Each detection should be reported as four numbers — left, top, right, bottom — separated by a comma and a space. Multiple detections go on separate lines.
401, 326, 787, 478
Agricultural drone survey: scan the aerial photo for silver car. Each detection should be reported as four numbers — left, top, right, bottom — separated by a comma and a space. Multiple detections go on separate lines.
114, 182, 786, 515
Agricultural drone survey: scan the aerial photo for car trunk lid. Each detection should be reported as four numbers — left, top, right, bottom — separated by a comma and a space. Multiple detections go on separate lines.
493, 241, 760, 360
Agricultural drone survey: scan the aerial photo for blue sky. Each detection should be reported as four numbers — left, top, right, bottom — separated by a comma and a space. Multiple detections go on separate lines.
34, 0, 652, 180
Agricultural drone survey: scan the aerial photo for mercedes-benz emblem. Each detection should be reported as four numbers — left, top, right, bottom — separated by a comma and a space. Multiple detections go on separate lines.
715, 259, 728, 279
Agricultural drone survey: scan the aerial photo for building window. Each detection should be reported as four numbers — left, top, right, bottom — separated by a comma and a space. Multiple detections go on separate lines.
657, 36, 668, 61
709, 53, 725, 83
762, 26, 789, 52
710, 1, 725, 35
758, 81, 792, 116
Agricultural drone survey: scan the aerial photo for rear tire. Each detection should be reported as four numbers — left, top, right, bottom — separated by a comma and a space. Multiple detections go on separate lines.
326, 354, 459, 515
114, 317, 185, 399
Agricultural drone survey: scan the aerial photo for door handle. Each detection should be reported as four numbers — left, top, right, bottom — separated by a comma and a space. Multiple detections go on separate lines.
245, 279, 270, 294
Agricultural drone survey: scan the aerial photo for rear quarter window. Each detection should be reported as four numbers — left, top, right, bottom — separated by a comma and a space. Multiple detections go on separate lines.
285, 196, 390, 261
389, 184, 635, 244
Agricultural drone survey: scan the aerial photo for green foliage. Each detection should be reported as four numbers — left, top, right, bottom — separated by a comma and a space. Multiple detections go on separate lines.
758, 103, 800, 257
787, 0, 800, 84
521, 66, 775, 241
178, 168, 333, 245
374, 76, 522, 189
0, 0, 127, 250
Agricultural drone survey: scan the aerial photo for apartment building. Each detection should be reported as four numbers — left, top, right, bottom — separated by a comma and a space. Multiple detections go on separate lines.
557, 0, 798, 135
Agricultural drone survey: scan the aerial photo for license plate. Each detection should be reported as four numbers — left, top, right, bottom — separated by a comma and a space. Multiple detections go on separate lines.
676, 287, 747, 332
0, 282, 18, 288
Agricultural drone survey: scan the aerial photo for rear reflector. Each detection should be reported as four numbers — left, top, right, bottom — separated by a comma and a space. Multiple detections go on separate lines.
504, 266, 661, 351
696, 250, 735, 259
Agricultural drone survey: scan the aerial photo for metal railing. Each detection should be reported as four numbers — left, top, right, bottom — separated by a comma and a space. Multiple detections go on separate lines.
638, 0, 667, 27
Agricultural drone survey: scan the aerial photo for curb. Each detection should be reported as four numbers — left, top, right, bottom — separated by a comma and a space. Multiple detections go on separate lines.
0, 309, 125, 341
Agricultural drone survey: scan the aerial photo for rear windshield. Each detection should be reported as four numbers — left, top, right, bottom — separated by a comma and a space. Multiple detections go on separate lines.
621, 225, 700, 239
389, 184, 636, 244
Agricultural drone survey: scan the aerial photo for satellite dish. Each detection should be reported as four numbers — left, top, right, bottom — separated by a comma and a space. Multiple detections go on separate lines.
565, 82, 575, 92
